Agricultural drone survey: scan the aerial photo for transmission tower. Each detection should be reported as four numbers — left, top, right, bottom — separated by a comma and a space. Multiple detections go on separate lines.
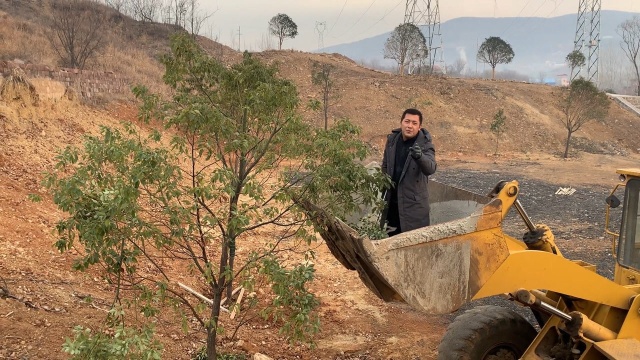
315, 21, 327, 51
404, 0, 445, 74
572, 0, 601, 84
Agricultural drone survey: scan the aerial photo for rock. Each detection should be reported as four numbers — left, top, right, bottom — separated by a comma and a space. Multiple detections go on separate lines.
253, 353, 273, 360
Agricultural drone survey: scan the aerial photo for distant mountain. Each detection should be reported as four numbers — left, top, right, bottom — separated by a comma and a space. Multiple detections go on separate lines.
320, 10, 639, 79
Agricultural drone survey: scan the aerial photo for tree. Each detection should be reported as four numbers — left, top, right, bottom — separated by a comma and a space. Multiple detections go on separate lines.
129, 0, 163, 22
269, 13, 298, 50
446, 58, 467, 77
566, 50, 586, 83
558, 78, 610, 158
104, 0, 128, 14
311, 61, 336, 130
47, 0, 107, 70
384, 23, 428, 76
617, 16, 640, 95
185, 0, 213, 37
168, 0, 188, 26
477, 36, 514, 80
490, 109, 507, 155
165, 0, 212, 36
43, 34, 386, 359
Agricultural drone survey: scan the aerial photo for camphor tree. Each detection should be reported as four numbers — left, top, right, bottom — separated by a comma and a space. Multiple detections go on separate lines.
566, 50, 586, 83
384, 23, 428, 76
617, 16, 640, 95
269, 13, 298, 50
477, 36, 514, 80
42, 34, 387, 359
47, 0, 107, 70
490, 108, 507, 155
311, 61, 336, 130
558, 78, 610, 158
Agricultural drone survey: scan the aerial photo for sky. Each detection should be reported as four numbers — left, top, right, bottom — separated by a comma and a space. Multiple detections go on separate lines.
199, 0, 640, 52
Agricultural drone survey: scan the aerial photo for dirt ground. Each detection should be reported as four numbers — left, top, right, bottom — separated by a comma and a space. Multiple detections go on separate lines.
2, 69, 640, 359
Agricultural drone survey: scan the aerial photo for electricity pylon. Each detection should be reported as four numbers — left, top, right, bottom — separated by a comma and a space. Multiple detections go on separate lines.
315, 21, 327, 51
404, 0, 445, 74
572, 0, 601, 84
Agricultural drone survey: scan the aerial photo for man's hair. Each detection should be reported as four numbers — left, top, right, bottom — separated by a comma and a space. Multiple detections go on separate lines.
401, 108, 423, 125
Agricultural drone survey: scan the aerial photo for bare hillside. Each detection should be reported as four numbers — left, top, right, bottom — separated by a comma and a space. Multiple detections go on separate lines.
1, 0, 639, 161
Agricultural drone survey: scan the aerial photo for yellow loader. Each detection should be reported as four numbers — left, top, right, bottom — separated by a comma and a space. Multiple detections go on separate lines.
302, 168, 640, 360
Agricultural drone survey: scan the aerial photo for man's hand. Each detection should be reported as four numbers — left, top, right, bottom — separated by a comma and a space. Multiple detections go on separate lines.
410, 144, 422, 159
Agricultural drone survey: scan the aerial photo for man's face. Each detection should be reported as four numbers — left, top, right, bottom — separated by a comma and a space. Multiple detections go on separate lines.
401, 113, 421, 140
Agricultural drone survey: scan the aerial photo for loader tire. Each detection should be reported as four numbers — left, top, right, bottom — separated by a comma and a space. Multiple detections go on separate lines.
437, 305, 537, 360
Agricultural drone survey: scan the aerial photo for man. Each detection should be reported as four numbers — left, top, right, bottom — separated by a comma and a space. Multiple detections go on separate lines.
380, 108, 436, 236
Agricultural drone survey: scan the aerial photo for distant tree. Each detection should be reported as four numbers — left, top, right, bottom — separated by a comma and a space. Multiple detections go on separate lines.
598, 42, 635, 94
384, 23, 428, 76
566, 50, 586, 83
311, 61, 336, 130
129, 0, 163, 22
169, 0, 188, 26
477, 36, 514, 80
490, 109, 507, 155
104, 0, 128, 14
558, 78, 610, 158
269, 13, 298, 50
446, 58, 467, 76
47, 0, 107, 70
617, 16, 640, 95
185, 0, 213, 36
165, 0, 212, 36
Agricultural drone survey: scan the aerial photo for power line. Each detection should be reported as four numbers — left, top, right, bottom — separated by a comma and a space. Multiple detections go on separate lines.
351, 0, 405, 38
342, 0, 380, 34
328, 0, 349, 34
499, 0, 548, 37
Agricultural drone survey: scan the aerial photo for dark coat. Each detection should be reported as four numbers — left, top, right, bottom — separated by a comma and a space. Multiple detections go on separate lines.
380, 128, 437, 232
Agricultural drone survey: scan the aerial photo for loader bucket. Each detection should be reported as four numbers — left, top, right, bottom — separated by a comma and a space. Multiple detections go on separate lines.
302, 180, 516, 314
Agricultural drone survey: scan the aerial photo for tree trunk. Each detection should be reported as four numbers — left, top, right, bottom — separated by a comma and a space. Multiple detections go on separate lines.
206, 288, 224, 360
564, 131, 572, 159
491, 66, 496, 80
634, 63, 640, 96
227, 239, 235, 299
323, 90, 329, 130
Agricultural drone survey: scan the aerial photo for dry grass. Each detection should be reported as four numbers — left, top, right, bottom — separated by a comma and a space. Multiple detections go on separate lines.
0, 1, 247, 105
0, 3, 182, 101
0, 68, 39, 105
94, 43, 167, 97
0, 11, 56, 65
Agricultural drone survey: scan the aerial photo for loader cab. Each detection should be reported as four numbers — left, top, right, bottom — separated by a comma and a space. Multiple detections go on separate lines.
608, 169, 640, 285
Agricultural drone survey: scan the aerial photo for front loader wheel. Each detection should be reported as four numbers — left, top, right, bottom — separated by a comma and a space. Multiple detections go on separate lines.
437, 305, 537, 360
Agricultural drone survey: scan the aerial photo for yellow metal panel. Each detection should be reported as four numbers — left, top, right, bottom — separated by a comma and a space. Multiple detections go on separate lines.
473, 251, 636, 310
618, 293, 640, 338
594, 339, 640, 359
615, 265, 640, 286
616, 168, 640, 179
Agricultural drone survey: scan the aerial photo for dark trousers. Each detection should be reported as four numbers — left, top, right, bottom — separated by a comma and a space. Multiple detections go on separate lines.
386, 201, 401, 236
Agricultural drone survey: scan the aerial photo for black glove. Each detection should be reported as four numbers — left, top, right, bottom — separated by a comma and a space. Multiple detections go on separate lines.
409, 144, 422, 159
